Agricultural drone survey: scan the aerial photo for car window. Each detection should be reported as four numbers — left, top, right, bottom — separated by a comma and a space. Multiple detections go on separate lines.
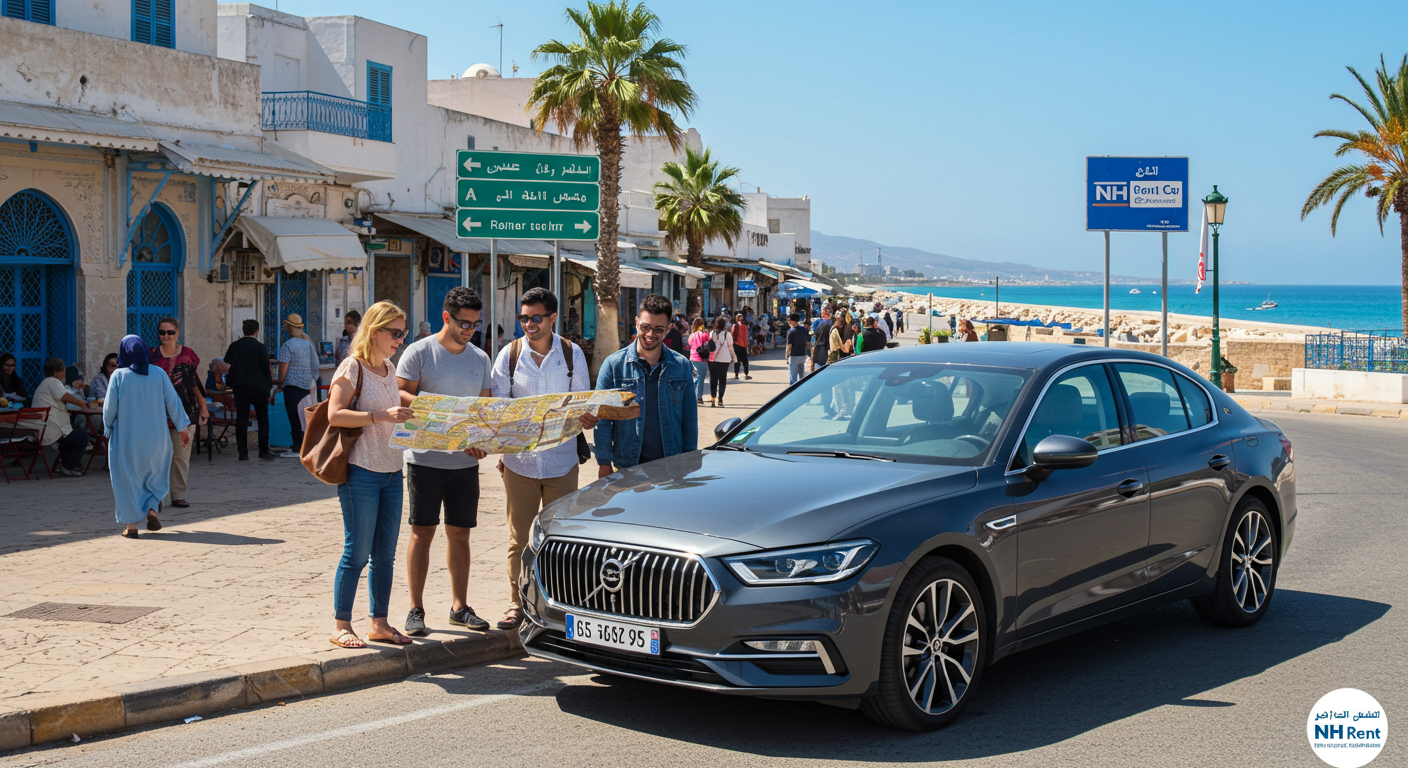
1174, 372, 1213, 428
731, 363, 1031, 466
1114, 363, 1191, 440
1018, 364, 1122, 466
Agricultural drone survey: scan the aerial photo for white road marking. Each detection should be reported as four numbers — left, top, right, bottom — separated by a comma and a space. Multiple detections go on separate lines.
163, 679, 565, 768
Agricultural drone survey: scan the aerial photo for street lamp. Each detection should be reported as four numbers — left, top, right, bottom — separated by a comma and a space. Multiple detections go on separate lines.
989, 276, 1000, 319
1202, 186, 1228, 390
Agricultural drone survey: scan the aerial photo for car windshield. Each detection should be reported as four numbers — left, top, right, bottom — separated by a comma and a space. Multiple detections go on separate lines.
724, 362, 1032, 465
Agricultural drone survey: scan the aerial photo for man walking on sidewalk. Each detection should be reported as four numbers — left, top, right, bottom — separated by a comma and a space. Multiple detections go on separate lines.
490, 287, 594, 631
395, 287, 493, 636
223, 319, 274, 461
785, 313, 810, 385
595, 293, 698, 477
810, 308, 835, 417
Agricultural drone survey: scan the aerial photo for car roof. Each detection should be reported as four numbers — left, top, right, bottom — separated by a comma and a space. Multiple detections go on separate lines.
838, 342, 1185, 378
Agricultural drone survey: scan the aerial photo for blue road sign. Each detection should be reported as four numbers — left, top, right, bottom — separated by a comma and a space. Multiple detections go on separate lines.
1086, 157, 1189, 232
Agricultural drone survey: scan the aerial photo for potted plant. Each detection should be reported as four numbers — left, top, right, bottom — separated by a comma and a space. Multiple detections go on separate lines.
935, 330, 951, 343
917, 327, 934, 345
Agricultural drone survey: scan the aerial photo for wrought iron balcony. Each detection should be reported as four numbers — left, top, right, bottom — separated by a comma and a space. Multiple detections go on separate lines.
260, 91, 392, 143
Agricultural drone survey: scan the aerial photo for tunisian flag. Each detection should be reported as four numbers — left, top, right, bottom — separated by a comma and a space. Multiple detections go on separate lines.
1195, 206, 1208, 294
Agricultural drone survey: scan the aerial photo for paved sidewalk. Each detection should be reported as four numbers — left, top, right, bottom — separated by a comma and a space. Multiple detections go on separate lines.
0, 332, 842, 723
1230, 391, 1408, 418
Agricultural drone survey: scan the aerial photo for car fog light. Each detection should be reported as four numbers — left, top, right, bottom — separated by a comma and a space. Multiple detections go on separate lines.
744, 640, 819, 653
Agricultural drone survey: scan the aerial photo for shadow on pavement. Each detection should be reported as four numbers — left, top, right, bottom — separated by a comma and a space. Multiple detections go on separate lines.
143, 530, 285, 546
552, 589, 1388, 760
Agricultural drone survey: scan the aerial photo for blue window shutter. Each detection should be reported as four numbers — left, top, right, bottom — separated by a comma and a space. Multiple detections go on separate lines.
132, 0, 152, 44
153, 0, 173, 48
30, 0, 52, 24
367, 62, 392, 106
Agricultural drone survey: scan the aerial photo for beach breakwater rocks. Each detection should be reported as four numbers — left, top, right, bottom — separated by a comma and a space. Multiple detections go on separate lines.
885, 292, 1309, 379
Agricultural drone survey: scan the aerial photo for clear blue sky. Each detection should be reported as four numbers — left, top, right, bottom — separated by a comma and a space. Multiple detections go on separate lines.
236, 0, 1408, 284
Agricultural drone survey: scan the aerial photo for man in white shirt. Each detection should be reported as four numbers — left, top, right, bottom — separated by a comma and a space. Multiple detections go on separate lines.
491, 287, 595, 631
32, 357, 90, 476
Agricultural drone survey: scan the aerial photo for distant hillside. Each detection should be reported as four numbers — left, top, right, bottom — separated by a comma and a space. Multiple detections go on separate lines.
810, 231, 1148, 283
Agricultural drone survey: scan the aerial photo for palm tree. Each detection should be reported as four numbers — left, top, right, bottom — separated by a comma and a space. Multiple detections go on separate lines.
654, 146, 747, 318
1302, 55, 1408, 331
530, 1, 696, 371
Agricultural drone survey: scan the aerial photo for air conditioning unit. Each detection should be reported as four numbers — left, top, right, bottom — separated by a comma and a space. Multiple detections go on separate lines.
207, 262, 233, 283
235, 251, 275, 284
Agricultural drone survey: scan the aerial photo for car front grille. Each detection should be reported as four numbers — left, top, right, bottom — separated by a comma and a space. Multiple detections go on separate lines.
537, 540, 716, 624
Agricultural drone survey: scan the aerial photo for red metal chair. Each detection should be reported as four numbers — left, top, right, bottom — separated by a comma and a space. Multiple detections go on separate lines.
1, 407, 53, 482
82, 411, 109, 473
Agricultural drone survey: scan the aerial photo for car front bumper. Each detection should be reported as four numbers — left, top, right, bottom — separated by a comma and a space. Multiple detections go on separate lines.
517, 539, 903, 700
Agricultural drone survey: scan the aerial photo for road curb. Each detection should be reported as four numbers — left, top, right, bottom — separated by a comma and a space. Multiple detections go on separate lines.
3, 631, 523, 750
1233, 397, 1407, 419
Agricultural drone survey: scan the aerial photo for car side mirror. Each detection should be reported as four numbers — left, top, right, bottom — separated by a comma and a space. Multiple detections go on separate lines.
1026, 434, 1098, 480
714, 417, 743, 443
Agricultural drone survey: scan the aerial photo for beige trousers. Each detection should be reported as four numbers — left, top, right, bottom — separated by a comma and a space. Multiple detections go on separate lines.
169, 425, 194, 499
503, 464, 579, 606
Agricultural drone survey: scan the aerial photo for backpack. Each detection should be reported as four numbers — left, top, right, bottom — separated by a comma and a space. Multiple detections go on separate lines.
508, 336, 591, 464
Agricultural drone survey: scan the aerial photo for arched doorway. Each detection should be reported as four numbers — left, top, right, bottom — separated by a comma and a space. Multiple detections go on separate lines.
127, 204, 183, 344
0, 190, 76, 391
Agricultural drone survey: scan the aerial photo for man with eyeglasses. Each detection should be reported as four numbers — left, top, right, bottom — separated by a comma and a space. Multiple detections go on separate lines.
489, 287, 593, 631
594, 293, 698, 480
395, 287, 493, 636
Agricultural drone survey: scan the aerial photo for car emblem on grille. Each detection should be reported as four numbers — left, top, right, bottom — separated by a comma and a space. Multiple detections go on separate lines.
600, 558, 624, 592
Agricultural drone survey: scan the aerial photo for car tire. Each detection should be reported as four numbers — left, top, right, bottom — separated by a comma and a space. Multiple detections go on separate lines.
1191, 496, 1279, 627
861, 556, 988, 731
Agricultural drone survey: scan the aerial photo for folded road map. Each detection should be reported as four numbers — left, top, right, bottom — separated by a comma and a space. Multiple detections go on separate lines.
390, 390, 639, 454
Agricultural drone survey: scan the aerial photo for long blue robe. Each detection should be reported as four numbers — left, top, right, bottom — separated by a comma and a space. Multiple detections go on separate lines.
103, 367, 191, 524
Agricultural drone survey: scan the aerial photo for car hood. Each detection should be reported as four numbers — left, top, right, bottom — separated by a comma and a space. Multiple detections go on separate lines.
543, 449, 976, 550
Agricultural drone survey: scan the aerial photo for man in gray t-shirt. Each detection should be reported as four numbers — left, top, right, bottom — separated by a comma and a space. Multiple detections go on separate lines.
395, 287, 493, 636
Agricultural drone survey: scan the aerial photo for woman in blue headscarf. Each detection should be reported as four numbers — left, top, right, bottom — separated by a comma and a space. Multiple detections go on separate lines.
103, 335, 191, 538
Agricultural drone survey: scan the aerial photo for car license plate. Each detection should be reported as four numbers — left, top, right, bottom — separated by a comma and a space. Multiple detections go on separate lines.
566, 614, 659, 655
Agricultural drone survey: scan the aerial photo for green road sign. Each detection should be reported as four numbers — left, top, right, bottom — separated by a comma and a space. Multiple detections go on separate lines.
457, 209, 601, 239
458, 178, 599, 211
457, 149, 600, 182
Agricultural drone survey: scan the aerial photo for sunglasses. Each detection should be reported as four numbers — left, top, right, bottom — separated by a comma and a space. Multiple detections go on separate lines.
450, 318, 484, 331
378, 328, 407, 340
158, 330, 179, 336
636, 323, 668, 337
517, 314, 552, 326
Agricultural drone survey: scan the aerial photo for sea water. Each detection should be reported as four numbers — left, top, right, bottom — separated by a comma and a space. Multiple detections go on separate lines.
892, 284, 1403, 332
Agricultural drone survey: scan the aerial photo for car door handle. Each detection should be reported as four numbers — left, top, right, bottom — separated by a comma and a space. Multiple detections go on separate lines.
1116, 479, 1145, 498
1208, 454, 1231, 470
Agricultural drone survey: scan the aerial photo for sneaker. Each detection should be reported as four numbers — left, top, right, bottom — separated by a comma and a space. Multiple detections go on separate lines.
405, 607, 428, 636
278, 450, 299, 458
745, 375, 753, 380
449, 606, 490, 631
55, 465, 77, 477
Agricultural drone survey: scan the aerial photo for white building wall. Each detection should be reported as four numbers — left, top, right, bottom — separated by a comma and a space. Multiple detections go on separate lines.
53, 0, 217, 56
427, 76, 538, 130
767, 196, 811, 268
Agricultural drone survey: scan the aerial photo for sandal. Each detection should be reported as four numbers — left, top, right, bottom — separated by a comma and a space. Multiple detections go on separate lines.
146, 512, 162, 532
121, 529, 139, 539
366, 629, 413, 645
171, 499, 190, 508
497, 607, 523, 631
329, 629, 366, 649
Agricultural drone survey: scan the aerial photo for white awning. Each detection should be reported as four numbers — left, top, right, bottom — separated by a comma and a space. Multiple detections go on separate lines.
160, 140, 335, 183
231, 216, 367, 273
635, 259, 707, 279
777, 278, 834, 295
0, 100, 159, 150
372, 213, 465, 253
565, 257, 655, 289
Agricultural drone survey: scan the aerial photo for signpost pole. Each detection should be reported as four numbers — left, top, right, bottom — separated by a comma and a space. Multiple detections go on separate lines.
927, 293, 933, 333
1161, 232, 1169, 357
553, 240, 562, 335
489, 238, 498, 358
367, 252, 376, 312
1103, 231, 1110, 347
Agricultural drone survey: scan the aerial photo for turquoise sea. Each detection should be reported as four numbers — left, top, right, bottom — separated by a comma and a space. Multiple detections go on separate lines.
893, 284, 1403, 332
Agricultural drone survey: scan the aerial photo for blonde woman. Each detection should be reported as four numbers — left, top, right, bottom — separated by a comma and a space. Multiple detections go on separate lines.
326, 301, 417, 648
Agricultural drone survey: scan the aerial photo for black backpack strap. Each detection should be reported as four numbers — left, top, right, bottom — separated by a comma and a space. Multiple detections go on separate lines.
507, 337, 523, 397
560, 336, 575, 391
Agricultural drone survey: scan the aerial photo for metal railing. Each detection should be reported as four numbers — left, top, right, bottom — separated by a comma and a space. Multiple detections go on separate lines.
260, 91, 392, 143
1304, 330, 1408, 373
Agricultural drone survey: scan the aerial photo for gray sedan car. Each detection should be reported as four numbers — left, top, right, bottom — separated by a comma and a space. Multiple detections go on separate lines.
518, 343, 1295, 730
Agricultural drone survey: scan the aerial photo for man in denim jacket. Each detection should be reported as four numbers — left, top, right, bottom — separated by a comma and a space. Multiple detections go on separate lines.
594, 293, 698, 478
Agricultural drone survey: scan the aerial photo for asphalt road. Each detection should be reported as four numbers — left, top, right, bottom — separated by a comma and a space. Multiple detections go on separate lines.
4, 411, 1403, 768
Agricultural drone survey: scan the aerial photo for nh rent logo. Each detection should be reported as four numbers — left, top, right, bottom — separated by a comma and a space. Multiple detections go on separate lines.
1093, 182, 1128, 206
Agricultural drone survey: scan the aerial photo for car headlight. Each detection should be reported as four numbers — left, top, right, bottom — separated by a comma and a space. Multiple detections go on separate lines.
724, 540, 878, 585
528, 517, 547, 554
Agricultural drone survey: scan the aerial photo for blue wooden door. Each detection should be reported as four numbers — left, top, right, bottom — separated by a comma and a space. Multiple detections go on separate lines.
0, 190, 75, 392
126, 204, 182, 344
264, 271, 308, 357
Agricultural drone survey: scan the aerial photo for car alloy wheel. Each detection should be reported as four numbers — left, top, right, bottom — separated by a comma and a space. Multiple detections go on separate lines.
1192, 496, 1278, 627
863, 556, 987, 730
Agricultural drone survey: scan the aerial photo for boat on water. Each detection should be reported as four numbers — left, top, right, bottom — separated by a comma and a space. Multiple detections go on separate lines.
1129, 289, 1141, 294
1249, 295, 1278, 311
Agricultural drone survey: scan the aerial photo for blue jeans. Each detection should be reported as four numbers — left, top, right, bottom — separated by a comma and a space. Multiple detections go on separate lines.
692, 360, 708, 399
334, 465, 403, 621
788, 357, 807, 386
